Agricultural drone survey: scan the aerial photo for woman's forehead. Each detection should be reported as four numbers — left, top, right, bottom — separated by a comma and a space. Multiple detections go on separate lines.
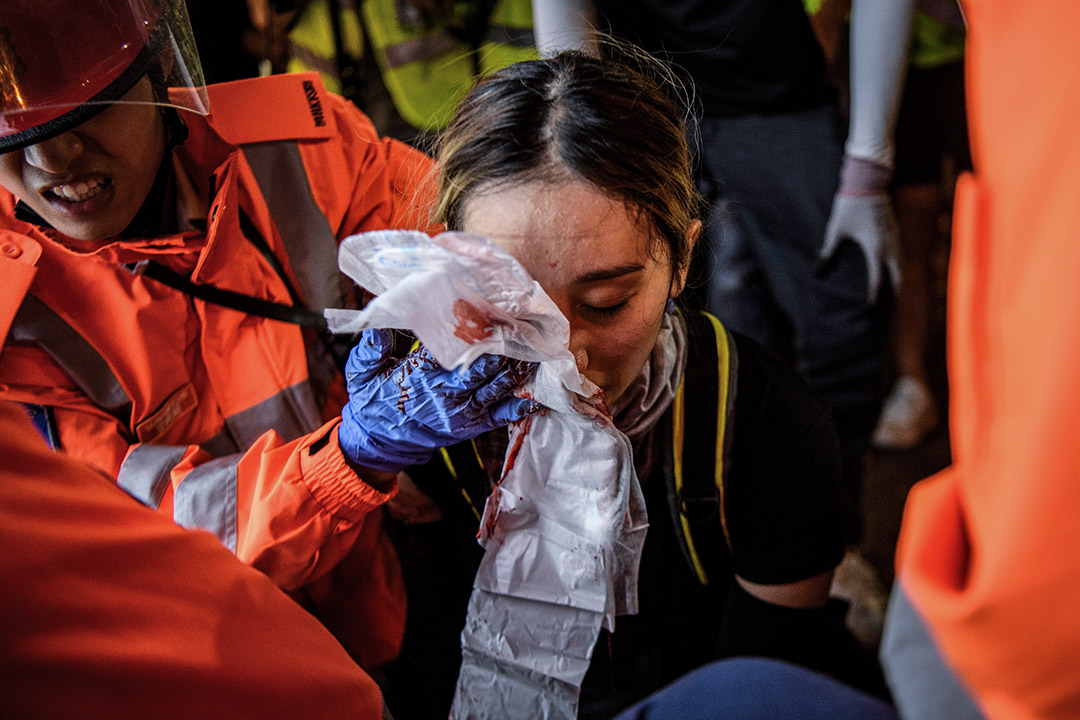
462, 180, 667, 285
463, 180, 639, 242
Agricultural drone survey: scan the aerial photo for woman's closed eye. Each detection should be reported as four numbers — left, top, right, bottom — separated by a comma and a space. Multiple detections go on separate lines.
581, 300, 630, 319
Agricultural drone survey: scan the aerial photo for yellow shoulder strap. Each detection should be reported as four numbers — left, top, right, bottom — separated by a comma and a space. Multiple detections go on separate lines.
671, 309, 737, 585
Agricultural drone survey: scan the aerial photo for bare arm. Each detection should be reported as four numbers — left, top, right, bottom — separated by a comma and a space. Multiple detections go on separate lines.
736, 569, 834, 609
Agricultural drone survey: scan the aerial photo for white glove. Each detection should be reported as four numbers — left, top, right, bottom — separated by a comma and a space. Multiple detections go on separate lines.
821, 154, 901, 306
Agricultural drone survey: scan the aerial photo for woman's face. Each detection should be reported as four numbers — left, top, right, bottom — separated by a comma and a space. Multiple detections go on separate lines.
463, 179, 696, 405
0, 77, 166, 242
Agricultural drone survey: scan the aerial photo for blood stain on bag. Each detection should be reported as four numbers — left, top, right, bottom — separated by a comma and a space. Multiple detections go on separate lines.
453, 298, 512, 343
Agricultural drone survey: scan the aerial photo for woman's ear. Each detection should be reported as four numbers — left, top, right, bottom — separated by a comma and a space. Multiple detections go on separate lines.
670, 219, 702, 298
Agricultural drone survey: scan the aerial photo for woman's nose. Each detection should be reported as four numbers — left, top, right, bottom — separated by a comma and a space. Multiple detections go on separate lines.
567, 324, 590, 373
22, 133, 84, 174
571, 345, 589, 373
560, 304, 590, 373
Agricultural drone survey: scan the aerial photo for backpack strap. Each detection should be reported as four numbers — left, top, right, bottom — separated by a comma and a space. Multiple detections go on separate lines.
398, 438, 492, 530
438, 441, 492, 524
665, 309, 739, 586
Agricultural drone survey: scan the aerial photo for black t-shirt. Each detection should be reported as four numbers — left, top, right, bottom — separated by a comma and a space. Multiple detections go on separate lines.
594, 0, 834, 116
721, 330, 845, 584
382, 323, 845, 719
578, 328, 845, 717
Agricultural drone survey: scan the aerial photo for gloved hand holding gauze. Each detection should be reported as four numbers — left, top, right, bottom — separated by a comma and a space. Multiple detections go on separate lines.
340, 329, 537, 473
326, 230, 648, 719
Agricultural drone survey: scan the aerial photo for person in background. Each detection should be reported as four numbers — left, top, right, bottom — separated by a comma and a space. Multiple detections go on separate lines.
0, 0, 531, 672
368, 47, 885, 719
0, 399, 386, 720
871, 0, 969, 451
245, 0, 538, 146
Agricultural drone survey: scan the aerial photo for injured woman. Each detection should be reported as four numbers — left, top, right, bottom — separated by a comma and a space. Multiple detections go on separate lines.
330, 48, 887, 720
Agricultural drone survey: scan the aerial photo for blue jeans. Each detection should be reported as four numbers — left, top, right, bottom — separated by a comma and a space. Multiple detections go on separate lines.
615, 657, 899, 720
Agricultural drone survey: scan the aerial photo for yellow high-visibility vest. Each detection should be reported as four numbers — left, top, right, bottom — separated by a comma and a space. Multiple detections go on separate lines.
288, 0, 537, 132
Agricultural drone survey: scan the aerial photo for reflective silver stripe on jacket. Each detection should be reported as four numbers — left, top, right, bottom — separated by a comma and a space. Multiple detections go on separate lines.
8, 294, 132, 421
118, 444, 190, 509
116, 381, 321, 550
197, 381, 323, 458
241, 141, 343, 313
224, 380, 324, 450
383, 31, 459, 68
116, 380, 322, 512
173, 454, 240, 553
242, 139, 353, 402
288, 43, 340, 77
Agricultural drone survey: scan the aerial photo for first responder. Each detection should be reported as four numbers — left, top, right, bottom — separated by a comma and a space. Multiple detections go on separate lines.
0, 0, 534, 667
0, 399, 386, 719
881, 1, 1080, 718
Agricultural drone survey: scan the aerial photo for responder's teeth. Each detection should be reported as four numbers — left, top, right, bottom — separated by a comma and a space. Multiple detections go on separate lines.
50, 178, 106, 202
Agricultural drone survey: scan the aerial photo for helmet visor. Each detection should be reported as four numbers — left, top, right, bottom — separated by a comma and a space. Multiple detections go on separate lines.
0, 0, 209, 153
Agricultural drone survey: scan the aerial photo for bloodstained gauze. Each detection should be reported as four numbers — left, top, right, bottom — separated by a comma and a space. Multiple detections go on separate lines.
481, 485, 502, 540
500, 415, 533, 483
453, 298, 513, 344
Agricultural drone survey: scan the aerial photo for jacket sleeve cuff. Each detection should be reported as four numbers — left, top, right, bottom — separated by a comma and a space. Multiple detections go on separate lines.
299, 419, 397, 523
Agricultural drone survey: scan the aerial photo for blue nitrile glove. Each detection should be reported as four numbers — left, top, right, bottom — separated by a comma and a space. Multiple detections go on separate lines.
339, 328, 538, 473
821, 154, 901, 306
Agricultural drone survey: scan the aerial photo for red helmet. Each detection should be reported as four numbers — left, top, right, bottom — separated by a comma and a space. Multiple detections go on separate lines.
0, 0, 208, 153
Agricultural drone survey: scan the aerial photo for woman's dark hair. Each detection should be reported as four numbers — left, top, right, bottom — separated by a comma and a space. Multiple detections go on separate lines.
434, 46, 700, 273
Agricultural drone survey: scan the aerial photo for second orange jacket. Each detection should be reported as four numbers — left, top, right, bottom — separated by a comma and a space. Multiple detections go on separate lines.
0, 399, 385, 719
893, 2, 1080, 718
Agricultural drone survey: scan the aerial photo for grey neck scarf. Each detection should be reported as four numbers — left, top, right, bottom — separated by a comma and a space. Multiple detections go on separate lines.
611, 310, 686, 443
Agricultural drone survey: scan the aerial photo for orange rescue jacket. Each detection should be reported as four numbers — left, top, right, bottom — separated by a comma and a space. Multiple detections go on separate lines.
0, 400, 385, 719
0, 72, 437, 668
894, 2, 1080, 718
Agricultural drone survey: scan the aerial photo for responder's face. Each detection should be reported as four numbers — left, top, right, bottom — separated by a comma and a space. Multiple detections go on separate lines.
0, 77, 166, 242
463, 179, 695, 406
